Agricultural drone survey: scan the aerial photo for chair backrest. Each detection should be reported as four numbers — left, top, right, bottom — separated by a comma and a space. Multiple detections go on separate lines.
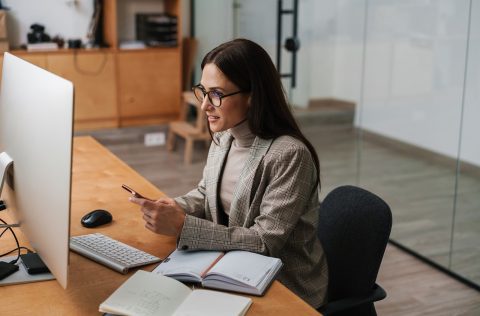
317, 185, 392, 301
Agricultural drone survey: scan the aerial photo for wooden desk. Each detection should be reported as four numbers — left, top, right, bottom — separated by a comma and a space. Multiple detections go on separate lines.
1, 136, 320, 315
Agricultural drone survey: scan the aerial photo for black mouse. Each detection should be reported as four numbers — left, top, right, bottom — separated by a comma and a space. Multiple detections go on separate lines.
81, 209, 113, 228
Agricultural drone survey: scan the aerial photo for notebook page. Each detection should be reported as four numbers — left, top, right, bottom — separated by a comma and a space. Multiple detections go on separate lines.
173, 289, 252, 316
99, 270, 191, 316
207, 251, 279, 287
153, 250, 223, 281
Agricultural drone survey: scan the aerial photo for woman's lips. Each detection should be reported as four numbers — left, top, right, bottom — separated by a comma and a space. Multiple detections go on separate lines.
207, 115, 220, 122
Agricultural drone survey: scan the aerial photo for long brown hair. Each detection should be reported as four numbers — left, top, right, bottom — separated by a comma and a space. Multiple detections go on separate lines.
201, 38, 320, 186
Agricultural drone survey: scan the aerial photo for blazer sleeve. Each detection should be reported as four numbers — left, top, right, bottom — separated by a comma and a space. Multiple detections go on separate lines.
177, 142, 318, 257
174, 168, 207, 219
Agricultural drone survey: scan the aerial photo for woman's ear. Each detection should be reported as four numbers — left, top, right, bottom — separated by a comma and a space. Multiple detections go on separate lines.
247, 94, 252, 107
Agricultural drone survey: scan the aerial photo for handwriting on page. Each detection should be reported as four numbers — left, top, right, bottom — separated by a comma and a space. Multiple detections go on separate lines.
100, 271, 192, 316
122, 290, 172, 316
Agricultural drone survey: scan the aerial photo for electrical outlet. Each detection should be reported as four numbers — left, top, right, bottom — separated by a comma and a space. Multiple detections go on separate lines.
144, 132, 165, 147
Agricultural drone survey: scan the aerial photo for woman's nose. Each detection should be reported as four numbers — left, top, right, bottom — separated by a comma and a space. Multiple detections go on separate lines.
200, 97, 213, 111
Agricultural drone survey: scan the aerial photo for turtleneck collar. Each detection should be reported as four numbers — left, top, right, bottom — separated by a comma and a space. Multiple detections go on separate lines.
229, 120, 255, 148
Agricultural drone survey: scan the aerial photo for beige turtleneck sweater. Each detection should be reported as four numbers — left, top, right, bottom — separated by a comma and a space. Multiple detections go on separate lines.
220, 120, 256, 215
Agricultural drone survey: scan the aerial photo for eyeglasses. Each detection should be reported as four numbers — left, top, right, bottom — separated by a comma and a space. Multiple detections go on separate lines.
192, 84, 245, 107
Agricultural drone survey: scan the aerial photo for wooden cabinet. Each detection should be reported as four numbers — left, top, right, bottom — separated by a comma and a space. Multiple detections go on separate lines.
103, 0, 183, 129
47, 51, 118, 130
2, 0, 182, 131
117, 49, 181, 126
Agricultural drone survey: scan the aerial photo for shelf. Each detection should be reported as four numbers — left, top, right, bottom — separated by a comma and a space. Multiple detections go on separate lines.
4, 0, 183, 131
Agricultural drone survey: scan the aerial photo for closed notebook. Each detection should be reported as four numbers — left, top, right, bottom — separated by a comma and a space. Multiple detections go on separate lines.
152, 249, 283, 296
99, 270, 252, 316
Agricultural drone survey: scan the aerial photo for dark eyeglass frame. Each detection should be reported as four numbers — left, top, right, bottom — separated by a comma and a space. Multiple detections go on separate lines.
192, 84, 245, 108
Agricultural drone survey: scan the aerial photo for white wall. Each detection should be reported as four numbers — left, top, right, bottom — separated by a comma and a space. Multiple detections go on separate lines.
358, 0, 476, 165
460, 0, 480, 167
3, 0, 93, 48
295, 0, 479, 166
193, 0, 234, 83
331, 0, 365, 103
292, 0, 337, 107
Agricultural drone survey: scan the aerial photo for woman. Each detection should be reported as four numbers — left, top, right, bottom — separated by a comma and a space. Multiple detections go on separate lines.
130, 38, 328, 308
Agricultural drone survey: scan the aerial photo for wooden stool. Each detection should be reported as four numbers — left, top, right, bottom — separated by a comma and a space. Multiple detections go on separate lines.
167, 91, 211, 164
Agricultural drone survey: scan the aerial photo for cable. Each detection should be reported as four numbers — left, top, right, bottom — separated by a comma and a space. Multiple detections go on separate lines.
0, 246, 32, 258
0, 218, 21, 264
0, 227, 9, 237
73, 49, 108, 76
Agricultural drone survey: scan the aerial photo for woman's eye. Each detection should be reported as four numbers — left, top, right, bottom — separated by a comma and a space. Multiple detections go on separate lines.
211, 90, 223, 98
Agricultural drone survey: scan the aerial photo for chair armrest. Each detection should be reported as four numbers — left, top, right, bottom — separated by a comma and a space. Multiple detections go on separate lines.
319, 284, 386, 315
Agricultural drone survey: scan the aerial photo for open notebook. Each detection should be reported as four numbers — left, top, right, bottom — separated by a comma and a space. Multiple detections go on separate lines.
99, 270, 252, 316
152, 249, 283, 296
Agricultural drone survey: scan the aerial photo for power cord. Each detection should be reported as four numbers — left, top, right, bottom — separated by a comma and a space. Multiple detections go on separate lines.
0, 246, 33, 258
0, 218, 21, 264
73, 50, 108, 76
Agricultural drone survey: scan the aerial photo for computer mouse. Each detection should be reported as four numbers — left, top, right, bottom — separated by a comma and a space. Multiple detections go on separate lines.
81, 209, 112, 228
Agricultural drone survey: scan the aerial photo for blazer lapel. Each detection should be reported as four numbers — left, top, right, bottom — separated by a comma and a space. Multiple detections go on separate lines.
208, 132, 233, 223
229, 137, 274, 226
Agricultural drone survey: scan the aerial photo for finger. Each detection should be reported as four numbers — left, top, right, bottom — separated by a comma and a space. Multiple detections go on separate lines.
142, 213, 151, 222
142, 198, 159, 209
129, 196, 147, 206
145, 221, 156, 232
157, 197, 172, 205
130, 197, 158, 210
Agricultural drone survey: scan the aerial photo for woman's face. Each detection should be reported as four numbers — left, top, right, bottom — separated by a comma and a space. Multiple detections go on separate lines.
199, 63, 250, 133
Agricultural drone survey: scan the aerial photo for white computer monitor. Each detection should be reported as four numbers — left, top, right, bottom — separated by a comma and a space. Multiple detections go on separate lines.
0, 52, 74, 289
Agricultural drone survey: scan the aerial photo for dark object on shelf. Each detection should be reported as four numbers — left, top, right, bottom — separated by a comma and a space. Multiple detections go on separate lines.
27, 24, 51, 43
136, 13, 177, 47
52, 35, 65, 49
68, 39, 82, 49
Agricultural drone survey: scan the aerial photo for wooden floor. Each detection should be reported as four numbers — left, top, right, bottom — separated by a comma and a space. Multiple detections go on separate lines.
78, 115, 480, 315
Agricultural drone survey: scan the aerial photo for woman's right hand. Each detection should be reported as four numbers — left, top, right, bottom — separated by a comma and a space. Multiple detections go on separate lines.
129, 197, 186, 237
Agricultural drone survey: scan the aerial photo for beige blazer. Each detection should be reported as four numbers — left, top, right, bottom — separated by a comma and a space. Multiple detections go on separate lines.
175, 131, 328, 308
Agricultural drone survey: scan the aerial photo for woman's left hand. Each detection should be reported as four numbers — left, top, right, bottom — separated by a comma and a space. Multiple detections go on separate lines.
129, 197, 186, 237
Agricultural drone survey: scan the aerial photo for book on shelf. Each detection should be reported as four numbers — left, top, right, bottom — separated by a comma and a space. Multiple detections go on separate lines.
99, 270, 252, 316
152, 249, 283, 296
26, 42, 59, 52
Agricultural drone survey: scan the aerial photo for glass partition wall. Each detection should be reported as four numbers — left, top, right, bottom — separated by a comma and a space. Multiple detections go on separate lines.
194, 0, 479, 287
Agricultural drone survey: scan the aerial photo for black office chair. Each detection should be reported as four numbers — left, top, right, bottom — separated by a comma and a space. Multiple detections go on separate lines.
317, 185, 392, 316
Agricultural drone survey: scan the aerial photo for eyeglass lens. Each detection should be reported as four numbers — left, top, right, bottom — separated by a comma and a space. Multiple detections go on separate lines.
193, 86, 222, 107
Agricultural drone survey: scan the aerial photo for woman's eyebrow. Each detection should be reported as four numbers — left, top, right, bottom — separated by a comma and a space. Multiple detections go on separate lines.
200, 84, 226, 92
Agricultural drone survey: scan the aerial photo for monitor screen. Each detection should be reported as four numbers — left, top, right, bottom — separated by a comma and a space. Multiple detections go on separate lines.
0, 52, 74, 289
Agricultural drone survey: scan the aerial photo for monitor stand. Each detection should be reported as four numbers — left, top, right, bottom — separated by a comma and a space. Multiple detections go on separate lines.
0, 152, 13, 195
0, 152, 19, 228
0, 255, 55, 286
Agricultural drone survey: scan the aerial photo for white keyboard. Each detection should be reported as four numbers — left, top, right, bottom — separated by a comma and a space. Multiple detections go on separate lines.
70, 233, 162, 274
